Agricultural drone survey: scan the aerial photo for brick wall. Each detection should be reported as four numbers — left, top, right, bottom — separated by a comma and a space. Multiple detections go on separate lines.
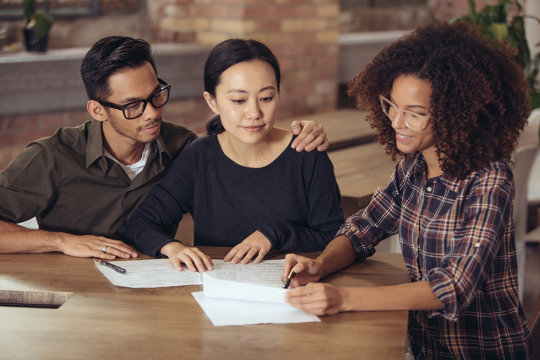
148, 0, 340, 119
0, 110, 87, 171
433, 0, 499, 22
148, 0, 197, 43
162, 97, 214, 136
0, 98, 212, 171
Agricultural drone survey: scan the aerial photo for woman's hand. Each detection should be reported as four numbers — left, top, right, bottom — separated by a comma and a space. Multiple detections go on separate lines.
290, 120, 329, 152
281, 253, 324, 287
285, 283, 349, 316
160, 242, 213, 272
224, 231, 272, 264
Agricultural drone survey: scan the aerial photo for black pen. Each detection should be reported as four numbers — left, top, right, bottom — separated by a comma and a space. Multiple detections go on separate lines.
100, 260, 127, 274
283, 269, 296, 289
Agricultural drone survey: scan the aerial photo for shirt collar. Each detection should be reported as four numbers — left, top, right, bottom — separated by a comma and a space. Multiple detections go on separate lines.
86, 119, 104, 168
85, 119, 172, 169
439, 173, 461, 193
413, 152, 428, 177
155, 133, 171, 166
413, 152, 461, 192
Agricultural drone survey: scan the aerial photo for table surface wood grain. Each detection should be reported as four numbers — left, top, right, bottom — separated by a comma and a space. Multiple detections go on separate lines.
0, 249, 410, 360
329, 141, 397, 211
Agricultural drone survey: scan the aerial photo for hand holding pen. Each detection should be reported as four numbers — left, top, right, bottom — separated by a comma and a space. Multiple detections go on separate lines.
281, 254, 324, 288
283, 269, 296, 289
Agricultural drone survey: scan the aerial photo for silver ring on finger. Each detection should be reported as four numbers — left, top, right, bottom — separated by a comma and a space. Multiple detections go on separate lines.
102, 245, 108, 253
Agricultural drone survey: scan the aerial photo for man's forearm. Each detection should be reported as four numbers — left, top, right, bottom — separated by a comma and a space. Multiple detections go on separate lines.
0, 219, 138, 259
0, 219, 63, 253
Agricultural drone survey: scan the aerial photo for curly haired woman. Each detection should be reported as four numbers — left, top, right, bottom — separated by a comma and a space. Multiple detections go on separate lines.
282, 22, 532, 359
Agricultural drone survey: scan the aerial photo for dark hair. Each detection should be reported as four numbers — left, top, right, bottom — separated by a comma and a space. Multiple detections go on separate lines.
348, 22, 530, 180
81, 36, 158, 101
204, 39, 281, 135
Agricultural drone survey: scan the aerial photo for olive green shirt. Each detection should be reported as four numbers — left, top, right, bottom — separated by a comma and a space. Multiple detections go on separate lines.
0, 119, 196, 240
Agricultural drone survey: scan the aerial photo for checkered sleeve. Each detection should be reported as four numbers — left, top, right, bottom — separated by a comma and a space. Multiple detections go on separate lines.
426, 166, 514, 321
337, 157, 409, 260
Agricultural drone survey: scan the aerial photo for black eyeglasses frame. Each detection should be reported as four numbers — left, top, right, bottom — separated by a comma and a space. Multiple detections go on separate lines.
96, 78, 171, 120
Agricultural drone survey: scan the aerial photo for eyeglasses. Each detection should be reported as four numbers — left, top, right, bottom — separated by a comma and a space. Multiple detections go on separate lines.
97, 78, 171, 120
379, 95, 430, 131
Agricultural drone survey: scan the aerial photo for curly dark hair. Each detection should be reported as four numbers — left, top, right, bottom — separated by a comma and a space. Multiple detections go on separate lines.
348, 22, 530, 179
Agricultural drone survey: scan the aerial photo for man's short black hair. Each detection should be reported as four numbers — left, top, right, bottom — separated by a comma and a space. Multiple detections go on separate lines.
81, 36, 158, 101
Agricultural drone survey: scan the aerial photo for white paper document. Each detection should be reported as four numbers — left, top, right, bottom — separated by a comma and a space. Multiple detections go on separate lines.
203, 270, 287, 303
94, 258, 287, 288
193, 271, 320, 326
94, 258, 203, 288
94, 258, 319, 326
207, 259, 285, 285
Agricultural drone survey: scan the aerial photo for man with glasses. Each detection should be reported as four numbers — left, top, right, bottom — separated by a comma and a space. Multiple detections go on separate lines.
0, 36, 327, 259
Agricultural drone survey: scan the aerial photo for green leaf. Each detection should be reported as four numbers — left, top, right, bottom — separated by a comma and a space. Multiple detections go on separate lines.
467, 0, 477, 23
23, 0, 36, 24
526, 53, 540, 90
488, 23, 508, 40
508, 17, 530, 68
532, 92, 540, 111
33, 11, 54, 39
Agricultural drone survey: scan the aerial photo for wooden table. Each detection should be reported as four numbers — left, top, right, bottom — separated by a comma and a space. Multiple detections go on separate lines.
0, 248, 410, 360
276, 108, 377, 151
329, 142, 397, 217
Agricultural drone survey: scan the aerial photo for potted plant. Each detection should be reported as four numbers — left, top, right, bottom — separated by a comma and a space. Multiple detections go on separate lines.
23, 0, 54, 52
451, 0, 540, 111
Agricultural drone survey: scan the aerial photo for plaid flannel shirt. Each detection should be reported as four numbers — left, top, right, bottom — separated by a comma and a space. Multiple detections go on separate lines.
337, 152, 532, 360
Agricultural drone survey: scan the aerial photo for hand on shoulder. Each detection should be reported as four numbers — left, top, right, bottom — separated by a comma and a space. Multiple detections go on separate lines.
290, 120, 329, 152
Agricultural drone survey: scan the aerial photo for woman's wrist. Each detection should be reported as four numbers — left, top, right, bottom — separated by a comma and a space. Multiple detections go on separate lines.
160, 241, 184, 256
337, 287, 364, 312
308, 259, 325, 282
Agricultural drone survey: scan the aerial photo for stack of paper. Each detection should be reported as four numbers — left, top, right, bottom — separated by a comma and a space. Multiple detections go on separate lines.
192, 272, 320, 326
95, 258, 320, 326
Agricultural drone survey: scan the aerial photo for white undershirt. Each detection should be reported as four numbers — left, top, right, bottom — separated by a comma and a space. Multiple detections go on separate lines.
103, 143, 151, 181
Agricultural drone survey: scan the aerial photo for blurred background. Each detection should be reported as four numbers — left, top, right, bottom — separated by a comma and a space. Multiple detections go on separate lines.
0, 0, 537, 171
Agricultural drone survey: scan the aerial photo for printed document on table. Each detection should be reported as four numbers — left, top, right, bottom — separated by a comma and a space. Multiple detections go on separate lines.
192, 271, 320, 326
95, 258, 287, 288
94, 258, 203, 288
209, 259, 285, 285
203, 270, 287, 303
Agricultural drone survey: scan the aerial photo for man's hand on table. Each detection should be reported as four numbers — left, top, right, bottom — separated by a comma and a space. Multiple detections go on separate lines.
58, 233, 138, 260
0, 220, 137, 258
161, 242, 213, 272
290, 120, 329, 152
